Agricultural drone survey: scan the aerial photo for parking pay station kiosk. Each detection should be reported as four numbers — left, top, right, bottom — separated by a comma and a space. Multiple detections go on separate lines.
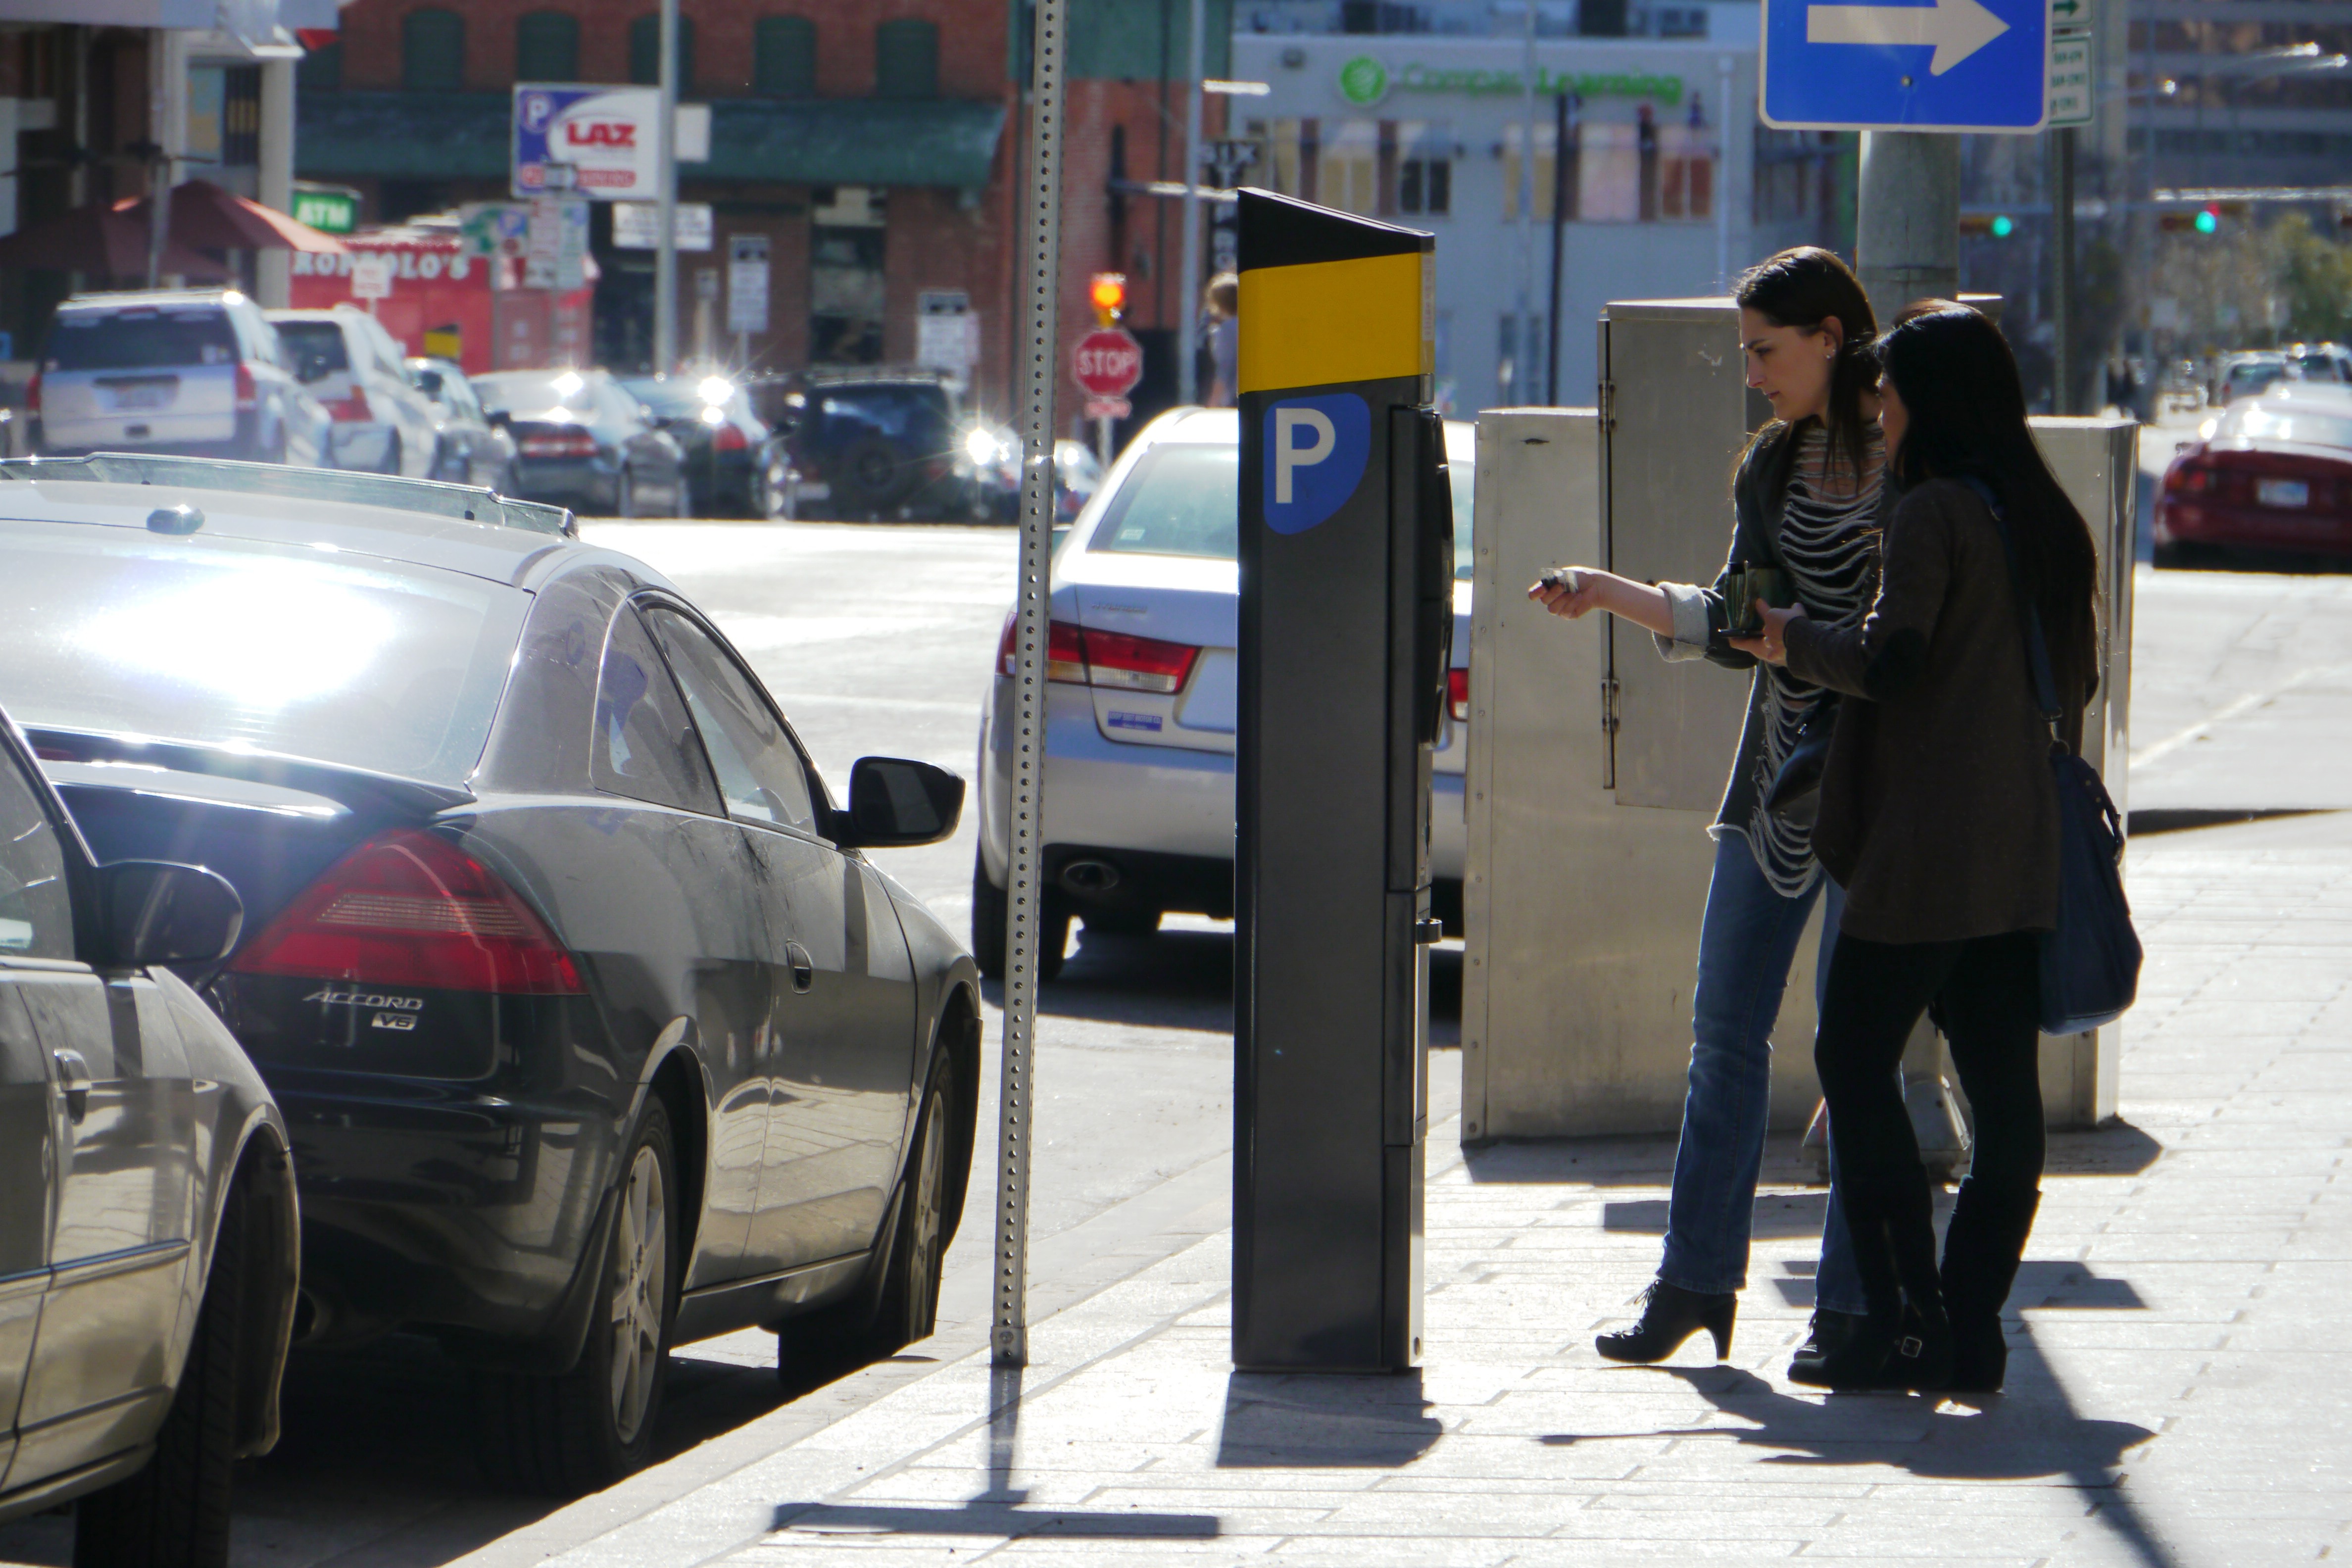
1233, 190, 1451, 1372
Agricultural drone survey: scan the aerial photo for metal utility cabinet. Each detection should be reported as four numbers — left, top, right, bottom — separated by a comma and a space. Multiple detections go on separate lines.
1460, 297, 2136, 1145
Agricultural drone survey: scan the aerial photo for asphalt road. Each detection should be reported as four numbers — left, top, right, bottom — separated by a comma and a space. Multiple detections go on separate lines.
2, 496, 2339, 1568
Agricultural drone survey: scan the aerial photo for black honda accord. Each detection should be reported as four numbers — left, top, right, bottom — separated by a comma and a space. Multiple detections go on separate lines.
0, 455, 981, 1494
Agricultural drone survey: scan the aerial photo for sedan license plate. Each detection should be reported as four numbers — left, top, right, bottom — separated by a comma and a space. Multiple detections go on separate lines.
2258, 477, 2310, 509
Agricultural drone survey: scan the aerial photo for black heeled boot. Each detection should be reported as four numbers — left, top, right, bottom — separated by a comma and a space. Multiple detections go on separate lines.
1790, 1209, 1951, 1391
1941, 1185, 2041, 1393
1596, 1279, 1737, 1364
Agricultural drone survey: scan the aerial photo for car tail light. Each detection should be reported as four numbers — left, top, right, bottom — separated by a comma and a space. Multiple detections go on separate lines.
324, 392, 372, 422
233, 362, 258, 412
25, 370, 39, 414
2166, 460, 2215, 495
231, 829, 584, 995
712, 421, 748, 453
1448, 667, 1470, 723
995, 614, 1197, 693
519, 431, 599, 457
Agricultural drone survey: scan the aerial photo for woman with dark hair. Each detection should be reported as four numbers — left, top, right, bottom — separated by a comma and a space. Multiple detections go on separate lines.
1739, 302, 2100, 1392
1529, 246, 1885, 1366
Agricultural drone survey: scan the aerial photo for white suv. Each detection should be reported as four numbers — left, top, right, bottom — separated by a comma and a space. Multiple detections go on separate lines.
266, 307, 440, 478
974, 408, 1475, 979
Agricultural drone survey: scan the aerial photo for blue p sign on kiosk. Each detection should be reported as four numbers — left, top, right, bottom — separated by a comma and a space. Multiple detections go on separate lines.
1265, 393, 1371, 534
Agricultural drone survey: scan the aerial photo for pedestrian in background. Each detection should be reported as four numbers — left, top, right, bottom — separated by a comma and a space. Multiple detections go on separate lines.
1740, 302, 2099, 1392
1203, 272, 1239, 408
1527, 246, 1885, 1367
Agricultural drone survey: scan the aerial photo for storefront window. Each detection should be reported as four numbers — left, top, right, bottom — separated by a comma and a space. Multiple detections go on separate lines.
1397, 122, 1452, 216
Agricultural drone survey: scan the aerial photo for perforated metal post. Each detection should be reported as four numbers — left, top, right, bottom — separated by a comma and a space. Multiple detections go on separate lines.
993, 0, 1067, 1372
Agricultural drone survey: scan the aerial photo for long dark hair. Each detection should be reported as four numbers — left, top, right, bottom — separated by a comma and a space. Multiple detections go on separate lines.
1878, 301, 2099, 663
1734, 246, 1880, 486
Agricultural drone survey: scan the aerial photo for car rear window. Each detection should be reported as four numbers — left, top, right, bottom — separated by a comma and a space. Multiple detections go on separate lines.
46, 310, 239, 372
476, 370, 599, 416
1088, 444, 1239, 560
272, 320, 352, 374
2228, 403, 2352, 451
0, 524, 528, 787
816, 385, 952, 441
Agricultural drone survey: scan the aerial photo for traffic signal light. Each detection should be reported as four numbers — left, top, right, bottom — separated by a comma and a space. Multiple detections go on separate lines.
1088, 272, 1127, 326
1990, 214, 2015, 239
2195, 206, 2220, 235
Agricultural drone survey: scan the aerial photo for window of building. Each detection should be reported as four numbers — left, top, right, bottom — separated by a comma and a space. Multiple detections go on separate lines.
401, 8, 466, 93
1397, 123, 1451, 215
754, 16, 817, 98
516, 11, 580, 82
874, 18, 938, 99
629, 13, 696, 91
1316, 118, 1380, 215
297, 39, 342, 91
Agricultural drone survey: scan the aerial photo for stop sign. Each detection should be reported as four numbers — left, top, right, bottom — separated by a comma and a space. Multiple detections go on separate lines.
1073, 328, 1143, 398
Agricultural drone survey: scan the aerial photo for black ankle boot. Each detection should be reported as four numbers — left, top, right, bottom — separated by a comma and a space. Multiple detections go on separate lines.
1793, 1307, 1863, 1367
1596, 1279, 1736, 1364
1788, 1299, 1950, 1390
1941, 1185, 2041, 1393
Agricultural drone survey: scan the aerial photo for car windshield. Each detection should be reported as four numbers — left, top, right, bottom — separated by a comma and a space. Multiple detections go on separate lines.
0, 525, 529, 786
272, 319, 351, 375
47, 309, 238, 372
476, 370, 599, 416
2226, 360, 2284, 388
1088, 444, 1239, 560
2228, 403, 2352, 451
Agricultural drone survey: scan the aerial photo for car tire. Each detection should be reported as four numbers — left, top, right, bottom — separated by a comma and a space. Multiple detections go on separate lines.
838, 436, 916, 516
614, 468, 637, 519
73, 1176, 249, 1568
474, 1101, 678, 1496
971, 852, 1066, 983
755, 458, 794, 521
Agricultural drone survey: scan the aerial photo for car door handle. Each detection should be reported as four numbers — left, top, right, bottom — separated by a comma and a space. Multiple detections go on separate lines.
52, 1049, 91, 1122
784, 942, 815, 994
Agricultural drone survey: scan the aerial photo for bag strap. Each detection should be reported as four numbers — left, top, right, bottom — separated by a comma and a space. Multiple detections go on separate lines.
1958, 476, 2069, 757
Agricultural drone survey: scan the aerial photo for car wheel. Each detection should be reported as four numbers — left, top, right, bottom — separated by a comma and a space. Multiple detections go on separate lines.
755, 458, 793, 521
73, 1173, 249, 1568
614, 468, 637, 519
971, 851, 1066, 984
475, 1102, 678, 1495
837, 436, 916, 515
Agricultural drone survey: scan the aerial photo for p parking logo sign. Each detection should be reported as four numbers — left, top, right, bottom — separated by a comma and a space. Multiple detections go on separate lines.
1263, 393, 1370, 535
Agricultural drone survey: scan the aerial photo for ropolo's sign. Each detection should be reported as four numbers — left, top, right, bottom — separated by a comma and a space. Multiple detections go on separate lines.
1338, 53, 1686, 107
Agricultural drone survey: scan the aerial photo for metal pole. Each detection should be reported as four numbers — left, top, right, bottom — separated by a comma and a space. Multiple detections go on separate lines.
1545, 91, 1567, 406
995, 0, 1068, 1372
654, 0, 679, 375
1514, 2, 1536, 403
1855, 130, 1960, 324
1176, 0, 1206, 405
1715, 54, 1734, 290
2051, 126, 2076, 414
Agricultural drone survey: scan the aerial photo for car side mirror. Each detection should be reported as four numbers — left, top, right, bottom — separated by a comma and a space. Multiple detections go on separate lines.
831, 757, 964, 849
96, 861, 244, 968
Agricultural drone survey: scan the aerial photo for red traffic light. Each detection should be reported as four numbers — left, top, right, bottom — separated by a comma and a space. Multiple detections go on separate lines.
1088, 272, 1127, 325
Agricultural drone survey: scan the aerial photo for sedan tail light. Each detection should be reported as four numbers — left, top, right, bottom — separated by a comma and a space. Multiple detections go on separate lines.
1448, 666, 1470, 723
324, 392, 372, 422
2165, 459, 2216, 495
518, 431, 599, 457
231, 829, 584, 995
712, 421, 748, 453
23, 370, 37, 414
997, 615, 1201, 695
233, 362, 258, 412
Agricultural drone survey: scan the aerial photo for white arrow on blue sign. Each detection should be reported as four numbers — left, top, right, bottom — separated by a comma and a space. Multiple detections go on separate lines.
1761, 0, 2048, 132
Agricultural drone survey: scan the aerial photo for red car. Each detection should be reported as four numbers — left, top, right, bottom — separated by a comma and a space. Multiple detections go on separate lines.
2155, 384, 2352, 568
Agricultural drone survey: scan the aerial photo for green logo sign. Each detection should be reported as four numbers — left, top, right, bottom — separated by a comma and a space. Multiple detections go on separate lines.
292, 189, 357, 235
1338, 55, 1389, 106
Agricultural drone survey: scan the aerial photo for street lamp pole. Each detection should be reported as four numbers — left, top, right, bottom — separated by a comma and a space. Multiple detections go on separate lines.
1177, 0, 1206, 405
654, 0, 679, 375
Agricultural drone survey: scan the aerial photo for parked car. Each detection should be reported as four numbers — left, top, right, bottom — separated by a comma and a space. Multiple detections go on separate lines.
0, 706, 299, 1566
958, 430, 1106, 528
407, 355, 518, 491
619, 373, 793, 518
475, 367, 688, 517
266, 306, 440, 478
0, 452, 980, 1495
2285, 342, 2352, 385
767, 370, 978, 521
2213, 351, 2290, 406
972, 408, 1476, 978
2155, 382, 2352, 568
31, 289, 331, 466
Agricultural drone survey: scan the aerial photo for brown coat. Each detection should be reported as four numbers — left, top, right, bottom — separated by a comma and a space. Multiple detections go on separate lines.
1782, 479, 2094, 945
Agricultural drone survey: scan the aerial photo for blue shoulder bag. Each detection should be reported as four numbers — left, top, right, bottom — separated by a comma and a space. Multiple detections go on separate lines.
1965, 477, 2142, 1034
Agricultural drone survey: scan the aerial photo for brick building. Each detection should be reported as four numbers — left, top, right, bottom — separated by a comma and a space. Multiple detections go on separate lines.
295, 0, 1234, 428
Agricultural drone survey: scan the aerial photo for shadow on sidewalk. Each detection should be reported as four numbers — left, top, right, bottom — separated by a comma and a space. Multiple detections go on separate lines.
1215, 1370, 1444, 1468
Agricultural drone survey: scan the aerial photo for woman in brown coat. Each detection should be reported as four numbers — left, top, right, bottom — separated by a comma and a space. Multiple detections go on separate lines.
1736, 304, 2100, 1393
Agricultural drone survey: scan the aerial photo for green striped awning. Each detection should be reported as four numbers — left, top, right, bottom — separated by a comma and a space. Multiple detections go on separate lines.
296, 92, 1008, 191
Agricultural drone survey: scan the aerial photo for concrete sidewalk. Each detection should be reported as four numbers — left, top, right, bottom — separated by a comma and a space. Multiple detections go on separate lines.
438, 805, 2352, 1568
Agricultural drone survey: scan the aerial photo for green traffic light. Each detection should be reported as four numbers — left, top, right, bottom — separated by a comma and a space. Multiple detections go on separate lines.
1991, 214, 2014, 239
2196, 208, 2219, 234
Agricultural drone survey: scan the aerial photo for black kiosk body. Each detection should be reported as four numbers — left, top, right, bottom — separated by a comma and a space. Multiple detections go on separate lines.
1233, 190, 1452, 1372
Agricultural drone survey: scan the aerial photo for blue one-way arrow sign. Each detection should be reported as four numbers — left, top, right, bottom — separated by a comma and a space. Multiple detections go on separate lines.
1762, 0, 2048, 131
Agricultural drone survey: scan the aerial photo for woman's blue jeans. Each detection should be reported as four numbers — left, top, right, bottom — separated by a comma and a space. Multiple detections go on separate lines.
1656, 832, 1869, 1316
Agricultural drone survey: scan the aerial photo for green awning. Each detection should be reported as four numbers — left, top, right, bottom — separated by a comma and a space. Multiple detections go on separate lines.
296, 92, 1008, 191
